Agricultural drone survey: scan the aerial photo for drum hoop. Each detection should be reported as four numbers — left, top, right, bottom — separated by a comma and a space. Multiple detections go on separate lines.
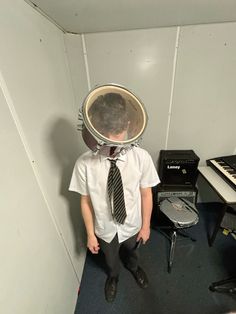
81, 83, 148, 145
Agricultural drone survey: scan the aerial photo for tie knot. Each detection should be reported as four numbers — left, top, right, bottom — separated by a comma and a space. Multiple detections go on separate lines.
109, 159, 117, 166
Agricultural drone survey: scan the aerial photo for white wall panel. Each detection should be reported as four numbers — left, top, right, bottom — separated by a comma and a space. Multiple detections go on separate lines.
66, 23, 236, 203
169, 23, 236, 164
64, 34, 91, 127
0, 87, 77, 314
83, 28, 178, 161
63, 34, 90, 158
0, 0, 87, 311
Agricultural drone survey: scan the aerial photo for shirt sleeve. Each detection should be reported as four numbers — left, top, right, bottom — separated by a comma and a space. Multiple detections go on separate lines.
69, 156, 89, 195
140, 150, 160, 188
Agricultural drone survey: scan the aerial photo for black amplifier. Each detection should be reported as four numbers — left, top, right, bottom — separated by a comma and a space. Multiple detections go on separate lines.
158, 150, 200, 187
156, 185, 198, 205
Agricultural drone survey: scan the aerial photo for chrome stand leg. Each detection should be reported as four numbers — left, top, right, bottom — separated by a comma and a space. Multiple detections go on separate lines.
168, 231, 177, 273
209, 277, 236, 293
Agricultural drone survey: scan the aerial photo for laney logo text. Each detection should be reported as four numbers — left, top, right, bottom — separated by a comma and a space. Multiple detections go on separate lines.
167, 165, 180, 170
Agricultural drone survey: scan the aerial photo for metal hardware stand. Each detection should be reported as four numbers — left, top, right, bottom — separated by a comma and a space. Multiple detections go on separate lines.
209, 277, 236, 294
157, 226, 196, 273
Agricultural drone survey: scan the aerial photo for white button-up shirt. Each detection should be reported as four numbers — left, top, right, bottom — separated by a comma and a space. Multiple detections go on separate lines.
69, 147, 160, 243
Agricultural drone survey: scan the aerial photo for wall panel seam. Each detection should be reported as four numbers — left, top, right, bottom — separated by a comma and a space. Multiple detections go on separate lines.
164, 26, 180, 149
81, 34, 91, 91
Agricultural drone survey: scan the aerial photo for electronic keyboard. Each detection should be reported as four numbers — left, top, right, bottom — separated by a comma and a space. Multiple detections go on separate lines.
206, 155, 236, 191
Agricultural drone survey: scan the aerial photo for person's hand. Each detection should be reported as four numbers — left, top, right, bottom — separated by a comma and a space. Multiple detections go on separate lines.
87, 234, 100, 254
137, 227, 150, 244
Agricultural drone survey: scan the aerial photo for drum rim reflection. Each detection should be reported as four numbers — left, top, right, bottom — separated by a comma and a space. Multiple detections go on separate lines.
81, 83, 148, 146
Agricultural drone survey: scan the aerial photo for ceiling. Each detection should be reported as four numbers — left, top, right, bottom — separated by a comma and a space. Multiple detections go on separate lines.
25, 0, 236, 34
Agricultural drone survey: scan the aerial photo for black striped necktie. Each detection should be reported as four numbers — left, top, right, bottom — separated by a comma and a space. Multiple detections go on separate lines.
107, 159, 127, 224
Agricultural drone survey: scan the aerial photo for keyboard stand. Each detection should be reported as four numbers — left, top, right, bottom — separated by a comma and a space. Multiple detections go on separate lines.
198, 166, 236, 246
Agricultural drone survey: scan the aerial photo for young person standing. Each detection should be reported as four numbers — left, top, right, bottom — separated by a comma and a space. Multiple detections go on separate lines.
69, 92, 160, 302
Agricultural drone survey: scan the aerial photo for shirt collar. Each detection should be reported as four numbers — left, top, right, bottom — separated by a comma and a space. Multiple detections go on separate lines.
99, 152, 127, 162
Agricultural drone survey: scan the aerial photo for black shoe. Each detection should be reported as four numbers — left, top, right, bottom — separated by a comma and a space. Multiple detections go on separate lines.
105, 277, 118, 302
130, 266, 148, 289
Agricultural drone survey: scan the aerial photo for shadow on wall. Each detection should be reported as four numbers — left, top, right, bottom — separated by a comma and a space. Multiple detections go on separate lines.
48, 117, 87, 256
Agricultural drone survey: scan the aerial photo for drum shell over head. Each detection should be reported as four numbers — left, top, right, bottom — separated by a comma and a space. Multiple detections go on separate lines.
79, 84, 148, 153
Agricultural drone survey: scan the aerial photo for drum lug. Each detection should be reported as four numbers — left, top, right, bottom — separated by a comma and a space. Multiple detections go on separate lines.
132, 140, 140, 147
96, 141, 104, 149
78, 111, 83, 120
77, 124, 83, 131
77, 111, 84, 131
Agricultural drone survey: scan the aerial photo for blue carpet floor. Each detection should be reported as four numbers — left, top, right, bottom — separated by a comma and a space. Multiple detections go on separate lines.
74, 203, 236, 314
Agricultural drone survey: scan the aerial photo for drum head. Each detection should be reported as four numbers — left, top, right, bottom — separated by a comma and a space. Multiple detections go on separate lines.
81, 84, 147, 147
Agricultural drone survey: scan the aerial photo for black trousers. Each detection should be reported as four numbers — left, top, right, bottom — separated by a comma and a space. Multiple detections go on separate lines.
98, 233, 139, 278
